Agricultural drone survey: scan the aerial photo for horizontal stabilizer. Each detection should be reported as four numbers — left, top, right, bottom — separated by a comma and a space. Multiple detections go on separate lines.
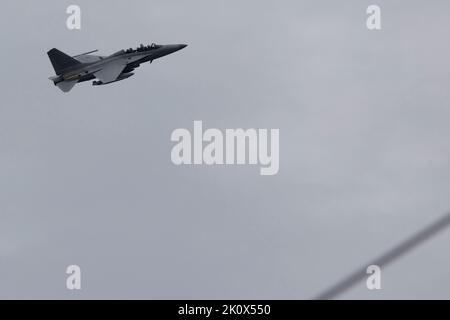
56, 80, 77, 93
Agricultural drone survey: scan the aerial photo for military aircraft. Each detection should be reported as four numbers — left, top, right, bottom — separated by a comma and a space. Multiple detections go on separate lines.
47, 43, 187, 92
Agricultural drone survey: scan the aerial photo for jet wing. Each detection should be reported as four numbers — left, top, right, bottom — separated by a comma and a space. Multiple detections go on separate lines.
94, 61, 127, 84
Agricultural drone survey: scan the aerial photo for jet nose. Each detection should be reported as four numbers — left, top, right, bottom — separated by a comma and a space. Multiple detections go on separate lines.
160, 44, 188, 57
167, 44, 187, 54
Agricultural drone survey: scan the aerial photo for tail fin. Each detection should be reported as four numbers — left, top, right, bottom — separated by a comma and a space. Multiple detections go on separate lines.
47, 48, 81, 75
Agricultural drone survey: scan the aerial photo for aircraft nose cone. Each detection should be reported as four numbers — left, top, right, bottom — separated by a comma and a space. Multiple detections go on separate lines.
169, 44, 187, 53
160, 44, 188, 57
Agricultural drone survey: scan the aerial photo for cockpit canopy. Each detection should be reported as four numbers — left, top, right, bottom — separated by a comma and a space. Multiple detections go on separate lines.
124, 43, 161, 54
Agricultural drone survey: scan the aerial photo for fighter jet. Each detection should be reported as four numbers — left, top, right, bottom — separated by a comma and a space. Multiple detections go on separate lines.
47, 43, 187, 92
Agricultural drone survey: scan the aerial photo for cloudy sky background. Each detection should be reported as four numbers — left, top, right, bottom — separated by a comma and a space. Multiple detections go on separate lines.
1, 0, 450, 299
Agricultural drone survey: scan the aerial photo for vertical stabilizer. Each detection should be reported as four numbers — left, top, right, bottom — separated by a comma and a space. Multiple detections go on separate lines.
47, 48, 81, 75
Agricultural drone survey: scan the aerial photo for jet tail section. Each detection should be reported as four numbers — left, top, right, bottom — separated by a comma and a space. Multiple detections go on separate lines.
47, 48, 81, 75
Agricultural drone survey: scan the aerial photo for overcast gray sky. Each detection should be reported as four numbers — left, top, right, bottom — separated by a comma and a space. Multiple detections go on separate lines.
1, 0, 450, 299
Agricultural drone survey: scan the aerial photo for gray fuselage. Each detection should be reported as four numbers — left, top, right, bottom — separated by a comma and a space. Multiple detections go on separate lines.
58, 44, 186, 83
